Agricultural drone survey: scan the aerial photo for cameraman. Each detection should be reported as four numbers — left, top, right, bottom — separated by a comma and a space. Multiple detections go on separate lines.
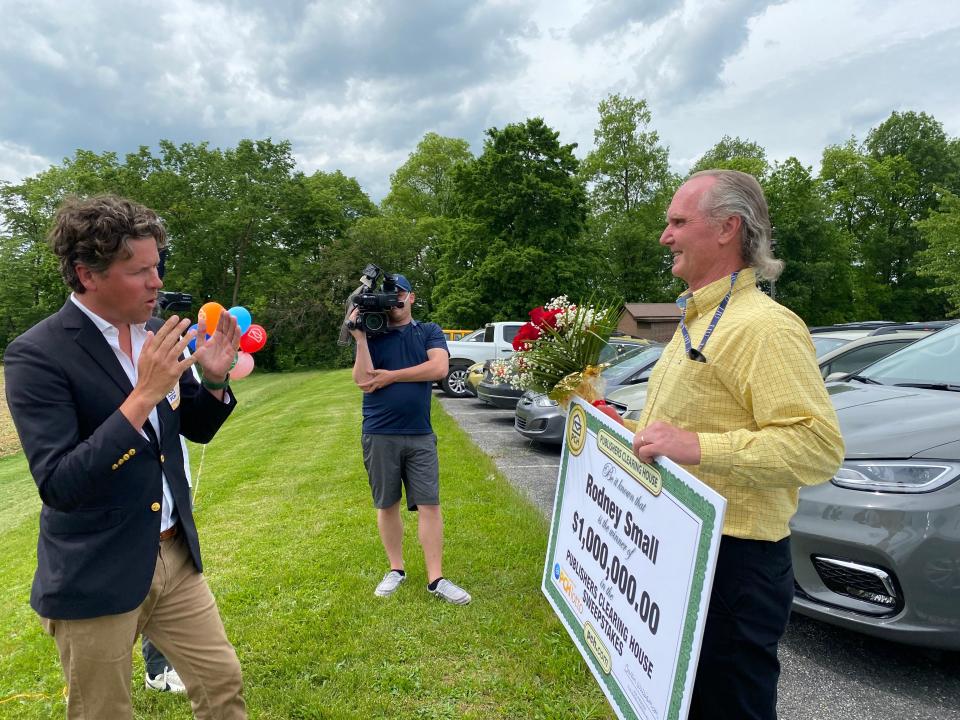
349, 274, 471, 605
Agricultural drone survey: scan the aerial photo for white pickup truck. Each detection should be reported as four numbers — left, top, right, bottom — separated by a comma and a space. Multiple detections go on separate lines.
441, 321, 524, 397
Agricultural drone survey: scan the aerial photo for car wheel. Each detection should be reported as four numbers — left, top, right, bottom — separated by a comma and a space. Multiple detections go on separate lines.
442, 364, 472, 397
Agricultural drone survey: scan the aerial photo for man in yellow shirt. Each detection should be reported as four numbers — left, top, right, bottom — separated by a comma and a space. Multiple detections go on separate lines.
634, 170, 844, 720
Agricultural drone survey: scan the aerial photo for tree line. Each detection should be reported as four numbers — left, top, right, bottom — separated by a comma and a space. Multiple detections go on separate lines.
2, 98, 959, 370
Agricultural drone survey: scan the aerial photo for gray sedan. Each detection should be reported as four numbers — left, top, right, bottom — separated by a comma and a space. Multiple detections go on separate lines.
790, 322, 960, 650
514, 343, 664, 444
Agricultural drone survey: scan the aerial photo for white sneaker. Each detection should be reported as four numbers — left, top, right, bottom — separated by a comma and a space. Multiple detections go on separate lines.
374, 570, 407, 597
145, 666, 186, 693
429, 578, 471, 605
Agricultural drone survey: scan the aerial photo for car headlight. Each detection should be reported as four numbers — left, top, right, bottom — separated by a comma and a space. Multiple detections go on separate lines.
831, 461, 960, 493
535, 395, 558, 407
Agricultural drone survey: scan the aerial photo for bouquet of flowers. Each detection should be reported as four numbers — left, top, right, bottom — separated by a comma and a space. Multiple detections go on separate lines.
504, 295, 622, 407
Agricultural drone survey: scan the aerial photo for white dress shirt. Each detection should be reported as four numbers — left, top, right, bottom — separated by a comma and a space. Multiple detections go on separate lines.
70, 294, 178, 532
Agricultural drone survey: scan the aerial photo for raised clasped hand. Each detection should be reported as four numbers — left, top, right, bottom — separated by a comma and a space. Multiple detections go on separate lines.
194, 311, 242, 381
633, 420, 702, 466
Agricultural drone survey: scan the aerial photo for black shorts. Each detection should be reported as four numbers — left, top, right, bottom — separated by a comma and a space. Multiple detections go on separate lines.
361, 433, 439, 511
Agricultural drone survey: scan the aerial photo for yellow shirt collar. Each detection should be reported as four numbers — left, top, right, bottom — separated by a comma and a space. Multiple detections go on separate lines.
680, 267, 757, 322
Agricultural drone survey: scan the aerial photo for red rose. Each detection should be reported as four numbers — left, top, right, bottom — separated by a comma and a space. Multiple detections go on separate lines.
529, 306, 562, 329
512, 322, 541, 351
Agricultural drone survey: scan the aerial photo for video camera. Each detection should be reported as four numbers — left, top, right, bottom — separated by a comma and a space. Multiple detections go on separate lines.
345, 264, 405, 336
157, 291, 193, 313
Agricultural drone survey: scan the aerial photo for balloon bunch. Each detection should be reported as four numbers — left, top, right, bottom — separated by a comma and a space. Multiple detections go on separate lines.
188, 302, 269, 380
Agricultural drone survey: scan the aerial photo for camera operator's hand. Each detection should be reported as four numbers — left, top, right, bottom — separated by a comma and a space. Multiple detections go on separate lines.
358, 369, 396, 393
347, 307, 366, 342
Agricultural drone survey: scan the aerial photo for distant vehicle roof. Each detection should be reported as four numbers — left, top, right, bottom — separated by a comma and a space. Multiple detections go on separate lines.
868, 320, 957, 335
808, 321, 895, 333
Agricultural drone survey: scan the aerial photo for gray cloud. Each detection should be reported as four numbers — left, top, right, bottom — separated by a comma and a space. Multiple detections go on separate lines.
1, 0, 958, 204
0, 0, 535, 188
634, 0, 786, 105
278, 1, 535, 99
654, 25, 960, 172
569, 0, 679, 44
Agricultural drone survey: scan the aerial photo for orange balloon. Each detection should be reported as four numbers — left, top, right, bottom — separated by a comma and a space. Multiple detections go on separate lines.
198, 302, 225, 334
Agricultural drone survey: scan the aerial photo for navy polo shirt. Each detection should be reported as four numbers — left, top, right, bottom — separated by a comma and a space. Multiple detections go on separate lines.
361, 320, 448, 434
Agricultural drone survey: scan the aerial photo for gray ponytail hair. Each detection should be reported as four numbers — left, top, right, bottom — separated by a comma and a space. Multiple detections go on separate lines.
690, 169, 784, 281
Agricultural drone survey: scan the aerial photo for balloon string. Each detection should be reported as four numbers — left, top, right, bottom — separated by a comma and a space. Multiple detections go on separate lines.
192, 443, 207, 507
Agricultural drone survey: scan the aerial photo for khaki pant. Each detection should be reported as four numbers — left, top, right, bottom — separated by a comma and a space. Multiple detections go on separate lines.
42, 531, 246, 719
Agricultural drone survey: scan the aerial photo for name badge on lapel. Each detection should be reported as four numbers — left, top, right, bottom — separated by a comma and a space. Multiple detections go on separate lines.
166, 384, 181, 410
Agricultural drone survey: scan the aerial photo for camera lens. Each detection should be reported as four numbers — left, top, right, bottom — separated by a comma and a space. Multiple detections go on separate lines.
363, 312, 387, 332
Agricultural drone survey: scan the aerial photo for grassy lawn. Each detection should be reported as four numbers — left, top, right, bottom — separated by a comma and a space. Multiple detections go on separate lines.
0, 369, 613, 719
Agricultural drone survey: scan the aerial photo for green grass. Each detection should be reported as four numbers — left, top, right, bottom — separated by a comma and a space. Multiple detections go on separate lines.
0, 369, 613, 719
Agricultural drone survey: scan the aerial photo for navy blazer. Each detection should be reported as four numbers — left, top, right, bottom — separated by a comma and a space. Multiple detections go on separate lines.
3, 300, 235, 620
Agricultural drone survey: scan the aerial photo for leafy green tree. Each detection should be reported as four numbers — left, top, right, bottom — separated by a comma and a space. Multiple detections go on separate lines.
382, 133, 472, 219
579, 95, 671, 216
916, 189, 960, 316
765, 158, 853, 324
866, 111, 960, 204
578, 94, 680, 303
690, 136, 769, 181
0, 141, 379, 369
379, 132, 475, 325
821, 135, 943, 320
434, 118, 595, 326
0, 149, 142, 349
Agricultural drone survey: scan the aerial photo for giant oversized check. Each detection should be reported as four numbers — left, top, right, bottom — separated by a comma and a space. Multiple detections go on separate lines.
542, 398, 726, 720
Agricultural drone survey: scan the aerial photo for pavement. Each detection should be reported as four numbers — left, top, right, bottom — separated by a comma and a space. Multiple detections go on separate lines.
435, 390, 960, 720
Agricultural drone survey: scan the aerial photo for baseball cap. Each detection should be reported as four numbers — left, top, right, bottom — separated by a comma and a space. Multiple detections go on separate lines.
392, 274, 412, 293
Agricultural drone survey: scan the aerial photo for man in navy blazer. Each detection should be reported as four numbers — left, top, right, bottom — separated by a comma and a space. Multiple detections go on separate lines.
4, 194, 247, 719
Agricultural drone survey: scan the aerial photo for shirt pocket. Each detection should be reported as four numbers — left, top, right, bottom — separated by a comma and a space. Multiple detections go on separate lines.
654, 356, 731, 430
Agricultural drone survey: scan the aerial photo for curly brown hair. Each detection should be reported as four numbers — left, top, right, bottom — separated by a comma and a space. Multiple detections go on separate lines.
48, 194, 168, 293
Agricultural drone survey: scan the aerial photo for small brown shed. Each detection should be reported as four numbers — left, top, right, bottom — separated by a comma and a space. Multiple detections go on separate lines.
618, 303, 681, 342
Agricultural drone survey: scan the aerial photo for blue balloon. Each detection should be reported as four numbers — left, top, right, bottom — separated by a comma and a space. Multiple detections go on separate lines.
228, 306, 252, 334
187, 324, 199, 352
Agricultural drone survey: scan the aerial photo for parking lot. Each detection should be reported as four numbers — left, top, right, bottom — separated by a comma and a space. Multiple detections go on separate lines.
436, 391, 960, 720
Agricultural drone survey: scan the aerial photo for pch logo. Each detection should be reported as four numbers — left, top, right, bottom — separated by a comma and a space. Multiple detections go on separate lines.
554, 563, 561, 580
558, 568, 584, 614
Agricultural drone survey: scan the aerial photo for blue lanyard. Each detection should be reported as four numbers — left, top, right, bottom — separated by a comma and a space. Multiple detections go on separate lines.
678, 271, 739, 362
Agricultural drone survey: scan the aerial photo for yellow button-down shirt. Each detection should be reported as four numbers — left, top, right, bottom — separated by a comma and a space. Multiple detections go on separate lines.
638, 268, 844, 541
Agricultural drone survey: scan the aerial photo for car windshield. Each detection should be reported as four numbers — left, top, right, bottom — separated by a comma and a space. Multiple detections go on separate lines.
857, 323, 960, 385
812, 336, 851, 356
602, 346, 664, 385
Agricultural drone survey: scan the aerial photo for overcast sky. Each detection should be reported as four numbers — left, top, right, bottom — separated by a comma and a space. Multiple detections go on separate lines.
2, 0, 959, 201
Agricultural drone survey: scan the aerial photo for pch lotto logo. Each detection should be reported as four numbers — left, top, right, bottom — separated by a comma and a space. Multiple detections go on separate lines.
554, 563, 561, 580
566, 403, 588, 456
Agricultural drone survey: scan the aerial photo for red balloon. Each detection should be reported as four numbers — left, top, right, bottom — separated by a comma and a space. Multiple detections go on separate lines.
240, 324, 267, 353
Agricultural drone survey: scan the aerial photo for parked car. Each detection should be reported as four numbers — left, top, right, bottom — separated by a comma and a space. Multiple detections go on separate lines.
513, 342, 664, 442
791, 322, 960, 649
442, 321, 525, 398
817, 331, 929, 380
809, 321, 954, 357
465, 361, 485, 397
443, 328, 481, 342
608, 330, 939, 420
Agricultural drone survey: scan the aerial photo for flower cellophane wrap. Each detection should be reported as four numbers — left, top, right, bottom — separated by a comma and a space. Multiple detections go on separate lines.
503, 296, 622, 409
